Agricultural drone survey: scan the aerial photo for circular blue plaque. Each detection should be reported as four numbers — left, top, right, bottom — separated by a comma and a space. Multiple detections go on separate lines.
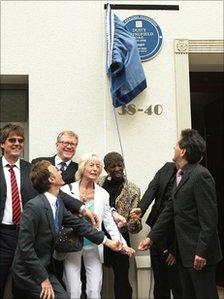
124, 15, 163, 61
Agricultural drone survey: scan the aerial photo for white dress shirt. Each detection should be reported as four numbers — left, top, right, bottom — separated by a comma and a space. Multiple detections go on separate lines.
44, 191, 58, 219
55, 155, 71, 171
2, 156, 22, 225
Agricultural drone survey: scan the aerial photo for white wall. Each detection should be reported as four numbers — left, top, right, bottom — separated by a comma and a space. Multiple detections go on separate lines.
1, 0, 223, 246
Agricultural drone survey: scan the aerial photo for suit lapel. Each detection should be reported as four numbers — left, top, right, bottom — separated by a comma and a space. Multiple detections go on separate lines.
20, 160, 27, 202
0, 157, 6, 189
173, 164, 196, 195
0, 158, 7, 209
94, 183, 102, 216
40, 194, 56, 236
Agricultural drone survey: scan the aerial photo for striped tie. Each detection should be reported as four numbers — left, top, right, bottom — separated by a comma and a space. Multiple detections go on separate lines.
60, 162, 66, 172
8, 165, 21, 225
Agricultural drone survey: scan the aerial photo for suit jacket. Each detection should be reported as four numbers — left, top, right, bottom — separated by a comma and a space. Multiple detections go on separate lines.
11, 193, 105, 289
139, 162, 176, 227
0, 157, 38, 223
149, 163, 222, 267
31, 155, 82, 213
32, 155, 78, 185
61, 181, 126, 262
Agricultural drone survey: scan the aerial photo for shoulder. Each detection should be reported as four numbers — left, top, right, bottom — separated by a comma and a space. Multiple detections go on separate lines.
162, 162, 175, 171
192, 164, 214, 180
97, 175, 107, 186
24, 194, 44, 211
31, 156, 55, 164
61, 181, 77, 193
20, 159, 32, 170
126, 180, 140, 194
95, 183, 109, 198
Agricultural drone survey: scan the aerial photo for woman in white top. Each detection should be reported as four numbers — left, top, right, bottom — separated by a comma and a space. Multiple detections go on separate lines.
61, 153, 134, 299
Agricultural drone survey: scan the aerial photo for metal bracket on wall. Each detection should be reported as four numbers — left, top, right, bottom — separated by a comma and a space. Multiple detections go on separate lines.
104, 4, 179, 10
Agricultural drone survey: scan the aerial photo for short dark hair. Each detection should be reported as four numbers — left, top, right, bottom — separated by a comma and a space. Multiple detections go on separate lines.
103, 152, 124, 169
30, 160, 52, 193
0, 123, 25, 154
179, 129, 206, 164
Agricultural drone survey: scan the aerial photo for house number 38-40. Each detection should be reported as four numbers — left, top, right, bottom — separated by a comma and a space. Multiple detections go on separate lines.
118, 104, 163, 116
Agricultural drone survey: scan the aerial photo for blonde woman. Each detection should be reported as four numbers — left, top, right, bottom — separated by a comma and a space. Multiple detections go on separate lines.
61, 153, 134, 299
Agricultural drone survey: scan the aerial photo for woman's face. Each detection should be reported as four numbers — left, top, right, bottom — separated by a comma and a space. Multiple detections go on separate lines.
83, 159, 101, 181
105, 160, 124, 181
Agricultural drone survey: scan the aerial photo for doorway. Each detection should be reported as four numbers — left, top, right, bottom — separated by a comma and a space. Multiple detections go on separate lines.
190, 69, 224, 286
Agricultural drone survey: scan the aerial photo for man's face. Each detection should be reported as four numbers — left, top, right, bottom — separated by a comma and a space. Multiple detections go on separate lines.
48, 164, 65, 187
105, 161, 124, 181
56, 134, 78, 162
1, 133, 24, 161
173, 141, 185, 163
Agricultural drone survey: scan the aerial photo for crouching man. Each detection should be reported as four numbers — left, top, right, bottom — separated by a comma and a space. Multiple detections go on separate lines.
12, 160, 122, 299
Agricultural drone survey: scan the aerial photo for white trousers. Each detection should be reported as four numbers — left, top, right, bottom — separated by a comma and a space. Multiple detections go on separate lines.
63, 246, 102, 299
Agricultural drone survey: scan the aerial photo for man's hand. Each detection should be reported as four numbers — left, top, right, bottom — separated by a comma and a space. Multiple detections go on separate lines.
105, 239, 123, 251
163, 250, 176, 266
130, 208, 142, 219
112, 211, 127, 228
138, 237, 153, 251
82, 208, 99, 228
194, 255, 207, 271
121, 246, 135, 257
40, 278, 55, 299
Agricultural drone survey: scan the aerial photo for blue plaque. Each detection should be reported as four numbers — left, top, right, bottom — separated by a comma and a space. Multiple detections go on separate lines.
124, 15, 163, 61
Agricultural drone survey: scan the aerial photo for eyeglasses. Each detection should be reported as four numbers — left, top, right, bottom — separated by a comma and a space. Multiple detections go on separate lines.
58, 141, 77, 148
7, 138, 24, 144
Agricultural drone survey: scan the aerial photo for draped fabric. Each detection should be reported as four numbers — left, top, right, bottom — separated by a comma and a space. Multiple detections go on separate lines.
106, 4, 147, 108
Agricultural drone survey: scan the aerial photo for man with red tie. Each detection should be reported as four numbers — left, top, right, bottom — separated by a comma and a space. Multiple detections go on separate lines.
0, 123, 37, 299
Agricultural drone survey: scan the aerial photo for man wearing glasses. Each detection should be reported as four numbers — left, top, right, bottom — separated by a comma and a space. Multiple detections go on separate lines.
32, 130, 98, 284
0, 123, 37, 299
32, 130, 78, 184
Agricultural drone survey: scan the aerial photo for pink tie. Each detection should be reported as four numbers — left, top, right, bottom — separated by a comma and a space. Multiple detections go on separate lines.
8, 165, 21, 225
176, 169, 183, 186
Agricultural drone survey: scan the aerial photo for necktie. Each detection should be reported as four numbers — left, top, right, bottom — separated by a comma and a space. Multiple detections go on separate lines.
8, 165, 21, 225
54, 198, 60, 233
60, 162, 67, 172
176, 169, 183, 186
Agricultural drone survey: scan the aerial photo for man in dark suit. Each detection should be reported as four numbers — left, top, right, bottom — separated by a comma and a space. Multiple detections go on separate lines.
139, 129, 222, 299
32, 130, 78, 184
31, 130, 98, 285
11, 160, 122, 299
0, 123, 38, 299
130, 162, 182, 299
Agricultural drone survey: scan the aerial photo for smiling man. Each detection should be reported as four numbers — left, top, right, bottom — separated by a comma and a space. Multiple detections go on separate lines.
32, 130, 79, 184
0, 123, 37, 299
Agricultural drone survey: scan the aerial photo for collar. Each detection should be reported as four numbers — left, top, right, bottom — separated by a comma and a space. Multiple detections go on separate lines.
55, 155, 71, 168
44, 191, 58, 206
2, 156, 20, 169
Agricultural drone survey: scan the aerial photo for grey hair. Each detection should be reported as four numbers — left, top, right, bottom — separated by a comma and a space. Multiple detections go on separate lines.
75, 153, 103, 181
56, 130, 79, 143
